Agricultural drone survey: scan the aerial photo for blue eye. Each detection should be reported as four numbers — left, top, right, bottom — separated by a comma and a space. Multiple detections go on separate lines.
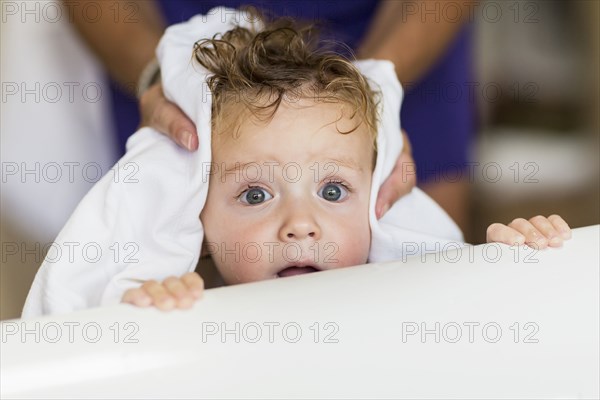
239, 186, 272, 205
319, 182, 348, 202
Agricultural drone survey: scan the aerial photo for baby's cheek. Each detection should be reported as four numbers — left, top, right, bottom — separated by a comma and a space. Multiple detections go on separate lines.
216, 256, 270, 285
348, 236, 371, 265
335, 222, 371, 267
214, 260, 243, 285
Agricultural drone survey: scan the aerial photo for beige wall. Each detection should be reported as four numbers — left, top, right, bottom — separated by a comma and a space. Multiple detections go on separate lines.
0, 221, 44, 320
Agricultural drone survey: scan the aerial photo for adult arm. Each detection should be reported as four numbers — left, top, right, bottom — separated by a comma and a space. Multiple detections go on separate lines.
357, 0, 477, 85
64, 0, 165, 93
64, 0, 198, 149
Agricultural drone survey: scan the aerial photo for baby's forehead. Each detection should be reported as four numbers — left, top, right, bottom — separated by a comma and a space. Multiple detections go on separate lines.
214, 98, 375, 142
211, 135, 375, 182
210, 99, 376, 174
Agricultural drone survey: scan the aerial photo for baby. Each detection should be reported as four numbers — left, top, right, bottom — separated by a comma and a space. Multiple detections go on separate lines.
121, 17, 572, 310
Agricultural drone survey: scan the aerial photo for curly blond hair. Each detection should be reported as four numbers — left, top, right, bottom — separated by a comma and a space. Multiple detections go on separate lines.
193, 11, 379, 151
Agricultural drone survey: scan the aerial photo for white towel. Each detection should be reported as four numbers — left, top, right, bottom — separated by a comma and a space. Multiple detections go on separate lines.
22, 8, 463, 318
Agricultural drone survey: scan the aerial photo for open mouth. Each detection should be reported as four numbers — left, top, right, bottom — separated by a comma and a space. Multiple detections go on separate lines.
277, 266, 319, 278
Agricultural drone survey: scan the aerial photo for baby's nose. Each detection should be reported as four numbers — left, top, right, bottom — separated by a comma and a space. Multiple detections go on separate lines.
279, 216, 321, 242
286, 230, 316, 239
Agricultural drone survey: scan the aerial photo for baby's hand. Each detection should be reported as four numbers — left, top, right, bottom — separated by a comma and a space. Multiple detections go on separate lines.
121, 272, 204, 311
486, 215, 572, 249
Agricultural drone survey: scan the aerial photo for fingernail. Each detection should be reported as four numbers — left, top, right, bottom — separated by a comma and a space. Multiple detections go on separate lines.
177, 296, 193, 308
529, 231, 546, 248
549, 236, 563, 247
560, 229, 571, 239
173, 291, 188, 300
515, 235, 525, 245
378, 203, 390, 219
159, 296, 175, 307
182, 131, 193, 150
137, 295, 152, 306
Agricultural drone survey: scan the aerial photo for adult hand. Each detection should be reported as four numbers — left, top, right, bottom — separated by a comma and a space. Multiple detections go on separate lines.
139, 82, 199, 151
140, 83, 417, 219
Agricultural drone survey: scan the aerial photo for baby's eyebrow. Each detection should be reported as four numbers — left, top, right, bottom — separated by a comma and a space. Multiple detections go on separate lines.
323, 157, 364, 173
220, 158, 365, 175
223, 162, 257, 173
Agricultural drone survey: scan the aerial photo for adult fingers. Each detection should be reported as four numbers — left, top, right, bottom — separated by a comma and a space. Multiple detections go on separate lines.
375, 139, 416, 219
139, 83, 198, 151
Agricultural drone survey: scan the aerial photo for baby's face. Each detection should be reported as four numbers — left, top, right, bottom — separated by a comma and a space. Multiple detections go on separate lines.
201, 99, 374, 284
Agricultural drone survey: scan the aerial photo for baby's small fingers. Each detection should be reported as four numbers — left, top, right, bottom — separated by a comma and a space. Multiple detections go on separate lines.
142, 280, 176, 311
163, 276, 194, 309
121, 288, 152, 307
548, 214, 572, 239
529, 215, 562, 247
181, 272, 204, 299
508, 218, 548, 250
486, 223, 526, 245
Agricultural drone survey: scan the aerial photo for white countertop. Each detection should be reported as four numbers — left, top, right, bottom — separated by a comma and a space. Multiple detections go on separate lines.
2, 225, 599, 399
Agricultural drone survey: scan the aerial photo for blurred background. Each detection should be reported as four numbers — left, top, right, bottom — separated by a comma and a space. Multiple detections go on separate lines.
1, 0, 599, 320
471, 0, 599, 244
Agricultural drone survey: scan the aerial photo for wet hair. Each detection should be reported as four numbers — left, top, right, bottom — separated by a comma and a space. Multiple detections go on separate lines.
192, 9, 380, 151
